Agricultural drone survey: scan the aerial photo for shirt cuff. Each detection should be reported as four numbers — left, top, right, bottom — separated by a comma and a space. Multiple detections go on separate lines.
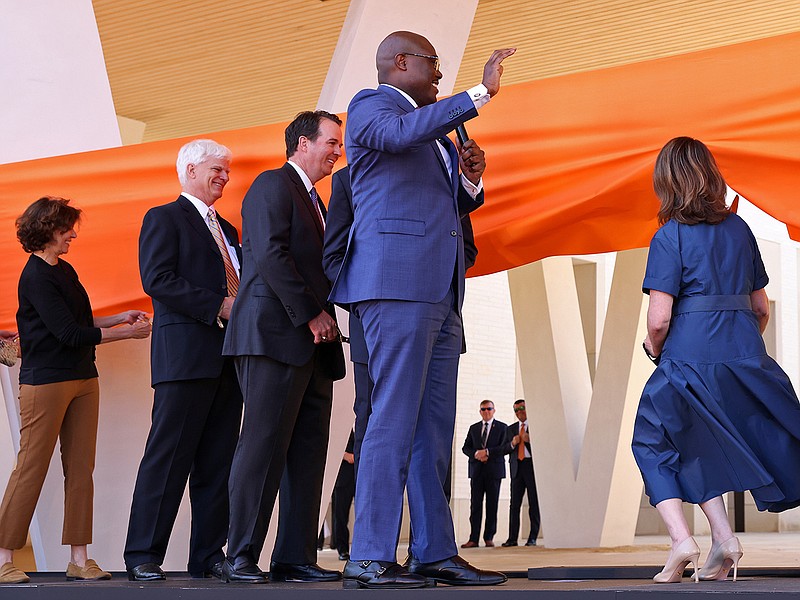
460, 174, 483, 198
467, 84, 490, 110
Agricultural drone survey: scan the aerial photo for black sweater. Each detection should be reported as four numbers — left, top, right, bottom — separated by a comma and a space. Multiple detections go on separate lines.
16, 255, 102, 385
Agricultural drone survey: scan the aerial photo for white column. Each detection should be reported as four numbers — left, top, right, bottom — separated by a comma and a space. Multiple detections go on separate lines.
508, 249, 650, 547
0, 0, 121, 164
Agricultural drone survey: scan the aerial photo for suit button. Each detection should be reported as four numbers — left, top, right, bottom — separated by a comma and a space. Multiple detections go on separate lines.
450, 230, 457, 237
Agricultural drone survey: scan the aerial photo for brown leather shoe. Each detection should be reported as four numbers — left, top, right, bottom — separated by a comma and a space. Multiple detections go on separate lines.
484, 540, 495, 547
460, 541, 479, 548
0, 562, 29, 584
66, 558, 111, 581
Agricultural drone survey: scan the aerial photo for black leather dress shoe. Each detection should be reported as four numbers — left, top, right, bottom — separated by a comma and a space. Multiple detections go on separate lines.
190, 560, 224, 579
501, 540, 518, 547
525, 539, 537, 546
338, 551, 350, 561
408, 555, 507, 586
127, 562, 166, 582
269, 562, 341, 582
221, 559, 268, 584
342, 559, 431, 589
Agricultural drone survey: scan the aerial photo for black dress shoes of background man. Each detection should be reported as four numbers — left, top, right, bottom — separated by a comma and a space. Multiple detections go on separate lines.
127, 562, 166, 581
342, 559, 431, 589
269, 562, 341, 582
221, 558, 268, 584
338, 550, 350, 561
190, 560, 224, 579
501, 540, 518, 547
525, 539, 537, 546
408, 554, 507, 586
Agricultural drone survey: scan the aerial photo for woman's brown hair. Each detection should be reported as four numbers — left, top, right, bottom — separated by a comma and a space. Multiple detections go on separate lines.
16, 196, 82, 253
653, 137, 729, 226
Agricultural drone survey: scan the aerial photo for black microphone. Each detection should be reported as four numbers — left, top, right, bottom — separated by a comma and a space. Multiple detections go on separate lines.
455, 124, 469, 146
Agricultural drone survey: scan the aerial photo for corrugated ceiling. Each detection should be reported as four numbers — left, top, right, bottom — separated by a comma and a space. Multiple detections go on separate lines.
93, 0, 800, 143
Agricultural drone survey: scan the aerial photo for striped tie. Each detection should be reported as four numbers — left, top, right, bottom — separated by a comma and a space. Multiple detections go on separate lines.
309, 187, 326, 231
207, 208, 239, 296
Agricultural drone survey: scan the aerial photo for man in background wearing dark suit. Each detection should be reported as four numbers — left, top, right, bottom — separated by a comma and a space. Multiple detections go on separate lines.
461, 399, 508, 548
331, 430, 356, 561
221, 111, 346, 584
125, 139, 243, 582
502, 399, 541, 547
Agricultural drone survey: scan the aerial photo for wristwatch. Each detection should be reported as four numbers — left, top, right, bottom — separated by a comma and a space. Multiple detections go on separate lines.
642, 342, 661, 366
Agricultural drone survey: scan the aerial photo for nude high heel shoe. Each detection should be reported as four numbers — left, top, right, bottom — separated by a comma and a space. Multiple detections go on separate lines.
698, 536, 743, 581
653, 537, 700, 583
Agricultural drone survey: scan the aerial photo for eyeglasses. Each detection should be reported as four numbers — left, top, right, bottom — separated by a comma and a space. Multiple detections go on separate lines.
514, 406, 526, 412
480, 407, 494, 412
403, 52, 440, 72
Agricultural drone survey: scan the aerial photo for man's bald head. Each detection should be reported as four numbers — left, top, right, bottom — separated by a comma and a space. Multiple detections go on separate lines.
375, 31, 441, 106
376, 31, 432, 78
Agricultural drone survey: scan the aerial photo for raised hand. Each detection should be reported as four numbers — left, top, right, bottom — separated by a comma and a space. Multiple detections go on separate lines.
482, 47, 516, 97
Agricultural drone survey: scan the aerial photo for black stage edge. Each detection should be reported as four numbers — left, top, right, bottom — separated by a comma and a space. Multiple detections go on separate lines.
3, 571, 800, 599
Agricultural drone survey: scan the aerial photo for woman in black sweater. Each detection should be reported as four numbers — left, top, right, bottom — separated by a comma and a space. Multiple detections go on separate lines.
0, 197, 151, 584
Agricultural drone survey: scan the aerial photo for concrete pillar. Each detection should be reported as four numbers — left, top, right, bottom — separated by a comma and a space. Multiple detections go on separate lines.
0, 0, 121, 164
508, 248, 650, 547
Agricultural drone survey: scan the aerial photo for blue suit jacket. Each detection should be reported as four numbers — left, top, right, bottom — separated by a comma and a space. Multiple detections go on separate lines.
139, 195, 241, 386
329, 86, 482, 308
324, 165, 479, 362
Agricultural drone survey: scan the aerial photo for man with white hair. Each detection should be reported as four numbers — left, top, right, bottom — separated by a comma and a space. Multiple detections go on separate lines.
124, 139, 243, 582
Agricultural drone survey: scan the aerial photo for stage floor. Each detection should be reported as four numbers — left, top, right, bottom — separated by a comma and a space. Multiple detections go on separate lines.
2, 533, 799, 598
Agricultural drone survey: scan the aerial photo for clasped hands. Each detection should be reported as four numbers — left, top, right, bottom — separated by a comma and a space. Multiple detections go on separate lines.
474, 449, 489, 462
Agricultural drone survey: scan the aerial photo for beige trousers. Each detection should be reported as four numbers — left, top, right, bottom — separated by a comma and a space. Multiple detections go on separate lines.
0, 378, 99, 549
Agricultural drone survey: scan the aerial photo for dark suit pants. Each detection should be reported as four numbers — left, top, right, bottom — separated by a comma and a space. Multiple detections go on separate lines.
124, 361, 242, 574
468, 472, 501, 543
227, 352, 333, 566
351, 360, 373, 474
508, 458, 541, 543
331, 460, 355, 553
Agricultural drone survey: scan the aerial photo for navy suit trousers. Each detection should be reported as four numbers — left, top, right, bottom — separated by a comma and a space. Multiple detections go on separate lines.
350, 290, 461, 564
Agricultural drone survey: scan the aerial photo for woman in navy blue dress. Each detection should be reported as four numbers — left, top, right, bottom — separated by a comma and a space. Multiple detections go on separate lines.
632, 137, 800, 583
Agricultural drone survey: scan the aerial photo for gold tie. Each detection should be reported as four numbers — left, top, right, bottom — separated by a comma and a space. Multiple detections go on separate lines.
207, 208, 239, 296
517, 423, 526, 461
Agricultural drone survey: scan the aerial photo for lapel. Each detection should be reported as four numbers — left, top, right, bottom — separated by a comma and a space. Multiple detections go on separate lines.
177, 195, 223, 261
283, 163, 324, 240
435, 136, 458, 191
380, 85, 455, 189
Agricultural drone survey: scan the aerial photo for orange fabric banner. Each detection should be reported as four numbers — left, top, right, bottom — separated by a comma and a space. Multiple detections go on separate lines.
2, 32, 800, 330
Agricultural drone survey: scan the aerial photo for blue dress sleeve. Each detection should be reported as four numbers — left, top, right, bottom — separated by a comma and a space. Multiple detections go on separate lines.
642, 222, 681, 297
748, 228, 769, 291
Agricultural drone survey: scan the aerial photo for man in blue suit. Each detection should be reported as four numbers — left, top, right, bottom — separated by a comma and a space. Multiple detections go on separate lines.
330, 31, 515, 589
125, 139, 243, 581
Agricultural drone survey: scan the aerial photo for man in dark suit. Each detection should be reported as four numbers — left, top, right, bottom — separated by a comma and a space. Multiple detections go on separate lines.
221, 111, 346, 584
329, 31, 514, 589
461, 400, 508, 548
322, 167, 371, 468
502, 399, 541, 547
331, 430, 356, 561
125, 139, 243, 582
